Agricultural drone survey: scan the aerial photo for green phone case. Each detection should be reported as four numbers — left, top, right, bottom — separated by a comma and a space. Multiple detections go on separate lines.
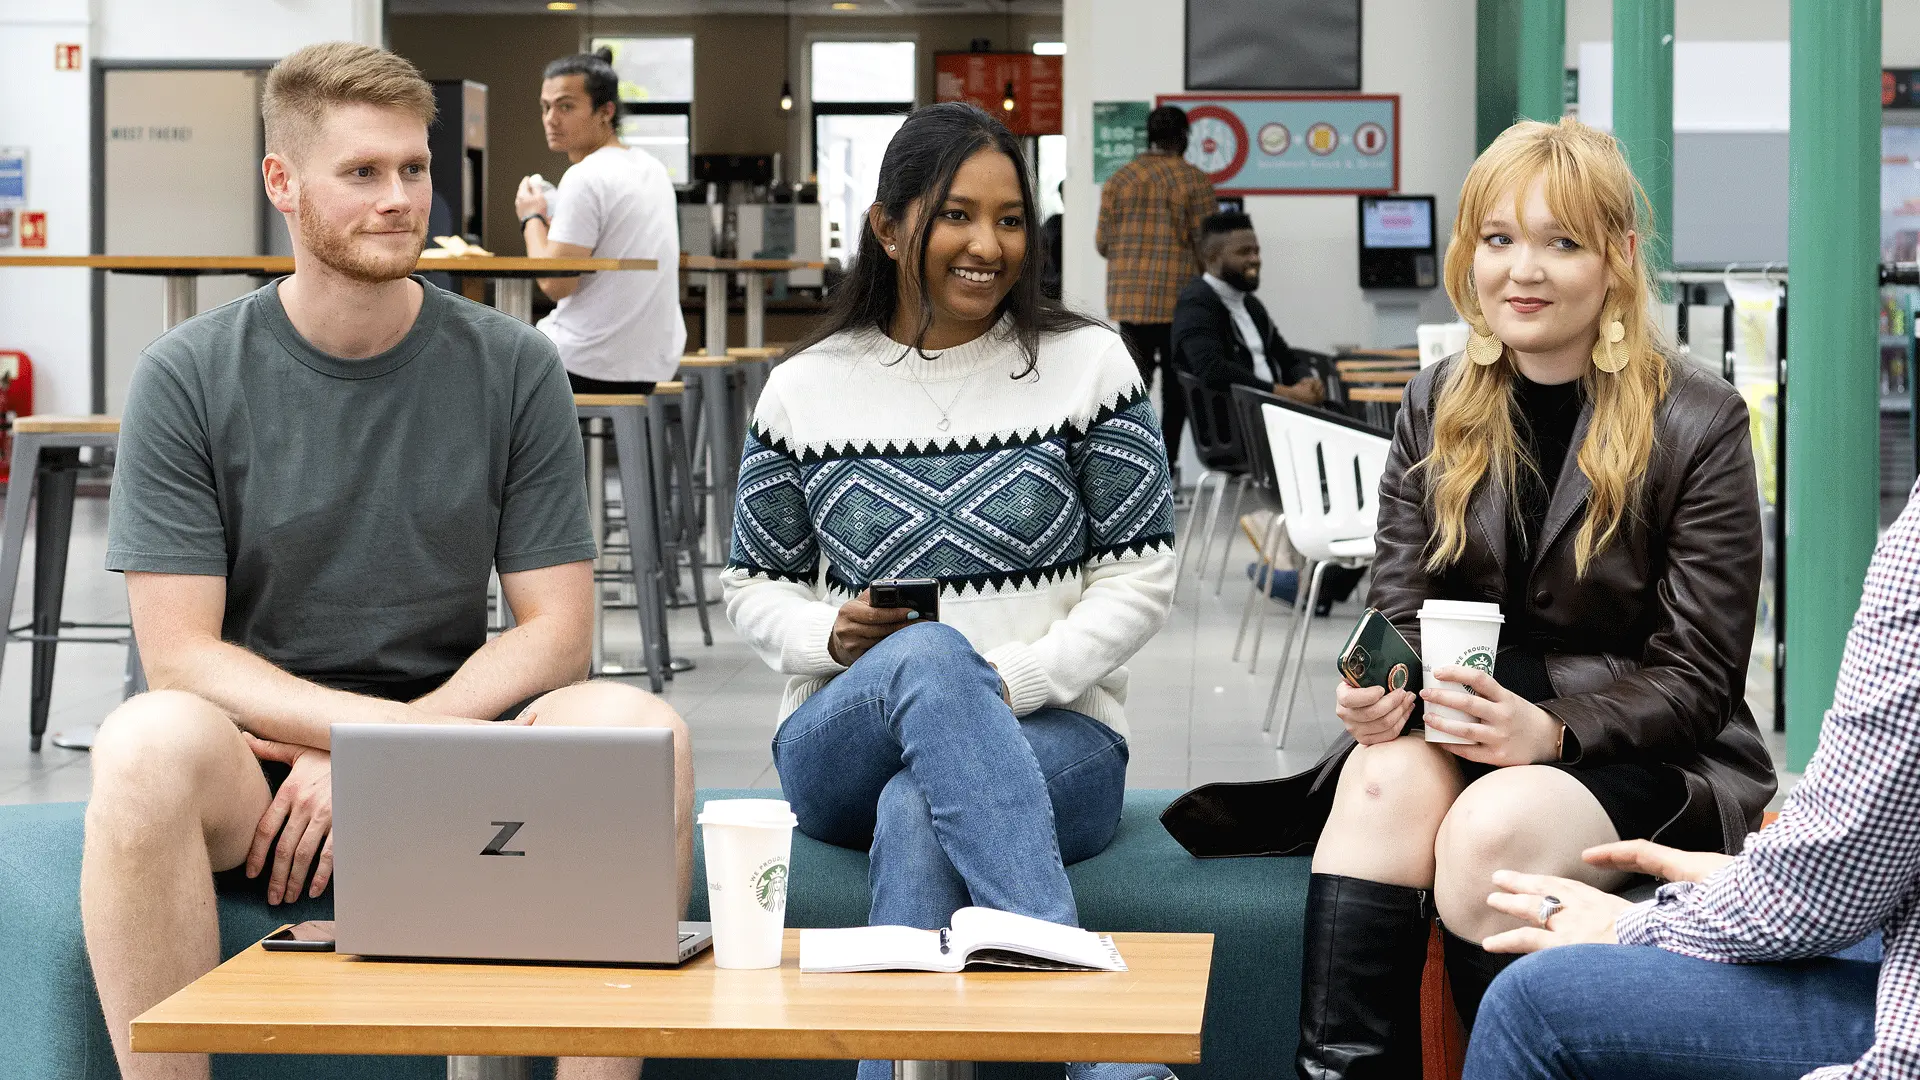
1338, 608, 1423, 696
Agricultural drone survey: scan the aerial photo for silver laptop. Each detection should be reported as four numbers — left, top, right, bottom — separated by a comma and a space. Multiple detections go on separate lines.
330, 723, 711, 965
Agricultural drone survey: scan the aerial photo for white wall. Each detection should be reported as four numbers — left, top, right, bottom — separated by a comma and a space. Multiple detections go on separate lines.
0, 0, 99, 419
0, 0, 380, 417
1062, 0, 1478, 353
1566, 1, 1920, 77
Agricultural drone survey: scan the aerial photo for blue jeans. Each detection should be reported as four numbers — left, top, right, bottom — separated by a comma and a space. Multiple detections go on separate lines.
773, 621, 1164, 1080
1465, 942, 1881, 1079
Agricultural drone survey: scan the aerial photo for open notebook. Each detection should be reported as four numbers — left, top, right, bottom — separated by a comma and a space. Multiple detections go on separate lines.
799, 907, 1128, 973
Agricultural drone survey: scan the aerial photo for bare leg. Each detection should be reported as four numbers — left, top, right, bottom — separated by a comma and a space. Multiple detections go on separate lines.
1432, 765, 1627, 941
1312, 735, 1464, 886
529, 680, 689, 1080
82, 691, 272, 1080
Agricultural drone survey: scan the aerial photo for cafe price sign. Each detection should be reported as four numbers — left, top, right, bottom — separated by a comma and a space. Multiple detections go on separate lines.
1092, 101, 1151, 184
1157, 93, 1399, 196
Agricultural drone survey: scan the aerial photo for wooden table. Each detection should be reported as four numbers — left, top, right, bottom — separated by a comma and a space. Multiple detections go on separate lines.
132, 930, 1212, 1080
0, 254, 659, 327
681, 256, 827, 355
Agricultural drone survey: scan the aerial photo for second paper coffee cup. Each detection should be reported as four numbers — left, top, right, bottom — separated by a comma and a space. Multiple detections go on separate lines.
1416, 599, 1504, 744
698, 798, 798, 969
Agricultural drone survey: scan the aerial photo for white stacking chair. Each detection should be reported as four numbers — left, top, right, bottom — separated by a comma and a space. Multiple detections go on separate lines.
1258, 402, 1392, 747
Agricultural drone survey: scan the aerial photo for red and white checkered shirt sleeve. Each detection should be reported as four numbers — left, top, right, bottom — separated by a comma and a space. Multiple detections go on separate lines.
1614, 482, 1920, 1080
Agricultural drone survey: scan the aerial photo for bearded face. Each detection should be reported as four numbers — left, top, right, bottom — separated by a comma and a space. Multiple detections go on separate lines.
275, 102, 433, 285
294, 182, 427, 284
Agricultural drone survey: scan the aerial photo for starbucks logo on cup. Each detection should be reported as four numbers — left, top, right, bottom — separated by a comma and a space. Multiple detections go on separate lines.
1459, 647, 1496, 679
753, 858, 788, 912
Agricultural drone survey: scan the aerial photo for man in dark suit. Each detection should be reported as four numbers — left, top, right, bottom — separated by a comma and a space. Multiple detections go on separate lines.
1174, 211, 1361, 612
1171, 210, 1324, 406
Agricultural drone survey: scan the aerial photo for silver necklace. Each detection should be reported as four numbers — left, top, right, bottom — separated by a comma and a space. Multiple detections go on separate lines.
914, 368, 983, 432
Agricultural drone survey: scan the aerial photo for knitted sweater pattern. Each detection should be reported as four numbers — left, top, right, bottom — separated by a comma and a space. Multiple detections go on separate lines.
720, 320, 1177, 735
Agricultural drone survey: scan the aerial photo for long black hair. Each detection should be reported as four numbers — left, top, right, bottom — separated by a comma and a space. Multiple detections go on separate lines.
788, 102, 1101, 377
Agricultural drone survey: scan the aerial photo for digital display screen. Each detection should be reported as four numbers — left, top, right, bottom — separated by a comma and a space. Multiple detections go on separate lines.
1362, 198, 1433, 250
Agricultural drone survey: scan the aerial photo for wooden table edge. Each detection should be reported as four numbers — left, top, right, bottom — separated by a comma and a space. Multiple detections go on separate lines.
130, 931, 1211, 1063
129, 1023, 1203, 1063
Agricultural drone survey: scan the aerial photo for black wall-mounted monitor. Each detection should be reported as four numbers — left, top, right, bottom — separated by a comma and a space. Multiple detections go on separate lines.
1357, 194, 1438, 289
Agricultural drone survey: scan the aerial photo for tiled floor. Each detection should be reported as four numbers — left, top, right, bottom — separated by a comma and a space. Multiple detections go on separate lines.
0, 493, 1794, 809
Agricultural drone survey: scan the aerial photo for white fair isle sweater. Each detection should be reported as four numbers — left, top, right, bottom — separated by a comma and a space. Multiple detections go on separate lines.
720, 320, 1177, 737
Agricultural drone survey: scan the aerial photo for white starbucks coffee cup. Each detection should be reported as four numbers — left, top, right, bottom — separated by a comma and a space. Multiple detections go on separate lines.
698, 798, 798, 969
1416, 599, 1505, 745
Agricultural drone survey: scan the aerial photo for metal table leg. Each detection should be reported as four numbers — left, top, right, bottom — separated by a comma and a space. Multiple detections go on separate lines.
494, 277, 535, 324
0, 434, 43, 749
895, 1062, 973, 1080
163, 275, 198, 328
32, 449, 80, 749
741, 269, 765, 348
447, 1057, 527, 1080
702, 269, 729, 357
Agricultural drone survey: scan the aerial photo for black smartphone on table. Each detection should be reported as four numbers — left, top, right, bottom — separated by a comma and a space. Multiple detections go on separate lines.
869, 577, 940, 623
261, 921, 336, 952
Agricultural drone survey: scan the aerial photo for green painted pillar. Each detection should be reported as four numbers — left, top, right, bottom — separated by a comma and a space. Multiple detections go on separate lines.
1785, 1, 1882, 770
1477, 0, 1521, 152
1612, 0, 1674, 278
1517, 0, 1566, 122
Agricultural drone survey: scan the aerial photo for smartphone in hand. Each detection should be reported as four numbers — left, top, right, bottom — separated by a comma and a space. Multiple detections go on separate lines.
870, 578, 940, 623
1338, 608, 1422, 694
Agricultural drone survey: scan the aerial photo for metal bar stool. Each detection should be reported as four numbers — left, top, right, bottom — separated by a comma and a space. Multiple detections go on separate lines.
0, 415, 143, 751
677, 354, 744, 547
639, 383, 712, 639
582, 386, 711, 683
726, 346, 780, 422
574, 394, 669, 692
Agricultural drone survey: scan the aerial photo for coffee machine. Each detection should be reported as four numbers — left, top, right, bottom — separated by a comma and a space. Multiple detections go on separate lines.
429, 80, 488, 246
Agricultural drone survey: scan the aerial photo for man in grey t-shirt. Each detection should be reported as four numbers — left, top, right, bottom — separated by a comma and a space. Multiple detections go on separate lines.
82, 44, 687, 1080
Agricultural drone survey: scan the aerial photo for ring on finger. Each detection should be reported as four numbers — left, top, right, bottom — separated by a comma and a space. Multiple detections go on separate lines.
1536, 894, 1564, 927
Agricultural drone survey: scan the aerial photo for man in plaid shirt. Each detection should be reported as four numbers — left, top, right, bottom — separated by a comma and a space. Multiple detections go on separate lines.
1097, 105, 1216, 469
1459, 484, 1920, 1078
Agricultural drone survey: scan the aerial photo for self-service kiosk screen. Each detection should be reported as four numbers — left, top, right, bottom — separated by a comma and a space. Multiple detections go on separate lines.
1361, 198, 1434, 250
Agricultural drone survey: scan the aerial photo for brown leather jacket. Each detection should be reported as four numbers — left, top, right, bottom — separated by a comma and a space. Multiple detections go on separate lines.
1163, 356, 1777, 858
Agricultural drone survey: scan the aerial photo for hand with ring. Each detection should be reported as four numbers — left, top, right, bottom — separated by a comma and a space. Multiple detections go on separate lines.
1479, 869, 1633, 955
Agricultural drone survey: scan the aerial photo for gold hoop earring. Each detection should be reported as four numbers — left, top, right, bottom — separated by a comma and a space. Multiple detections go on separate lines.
1465, 325, 1504, 367
1592, 316, 1628, 373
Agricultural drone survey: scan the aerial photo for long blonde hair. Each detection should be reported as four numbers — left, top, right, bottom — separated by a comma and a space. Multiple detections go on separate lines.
1422, 117, 1672, 577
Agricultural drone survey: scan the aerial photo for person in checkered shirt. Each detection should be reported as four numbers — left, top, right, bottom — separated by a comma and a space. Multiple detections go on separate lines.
1097, 105, 1216, 473
1460, 483, 1920, 1078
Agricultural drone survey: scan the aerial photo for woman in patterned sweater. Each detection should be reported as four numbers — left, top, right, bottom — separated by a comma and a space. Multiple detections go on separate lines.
722, 103, 1178, 1080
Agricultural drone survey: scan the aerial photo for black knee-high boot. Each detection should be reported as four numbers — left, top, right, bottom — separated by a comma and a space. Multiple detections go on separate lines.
1441, 926, 1516, 1035
1296, 874, 1432, 1080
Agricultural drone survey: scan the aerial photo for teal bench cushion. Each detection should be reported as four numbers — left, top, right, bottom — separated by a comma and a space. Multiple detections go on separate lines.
0, 791, 1308, 1080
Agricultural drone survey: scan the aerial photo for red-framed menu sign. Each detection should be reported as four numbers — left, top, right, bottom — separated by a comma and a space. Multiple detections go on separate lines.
936, 53, 1063, 137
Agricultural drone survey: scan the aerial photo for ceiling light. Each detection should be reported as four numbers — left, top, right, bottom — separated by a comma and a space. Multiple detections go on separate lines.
1032, 42, 1066, 56
1001, 80, 1016, 112
547, 1, 577, 8
831, 2, 859, 9
780, 78, 794, 111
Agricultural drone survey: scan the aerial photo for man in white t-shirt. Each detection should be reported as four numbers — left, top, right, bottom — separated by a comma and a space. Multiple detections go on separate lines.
515, 48, 684, 393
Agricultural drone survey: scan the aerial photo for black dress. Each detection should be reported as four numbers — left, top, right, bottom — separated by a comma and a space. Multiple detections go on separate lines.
1480, 374, 1702, 848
